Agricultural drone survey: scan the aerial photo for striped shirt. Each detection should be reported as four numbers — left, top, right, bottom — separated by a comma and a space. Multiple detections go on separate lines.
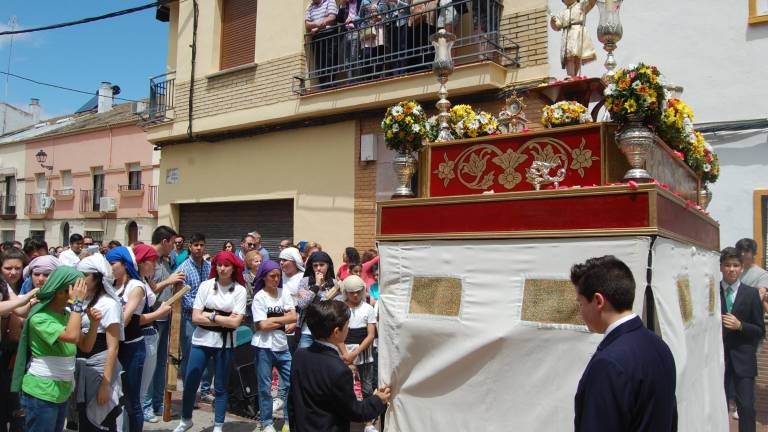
306, 0, 339, 23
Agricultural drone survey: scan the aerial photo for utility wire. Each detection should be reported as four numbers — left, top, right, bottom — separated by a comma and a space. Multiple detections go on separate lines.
0, 0, 175, 36
0, 70, 142, 103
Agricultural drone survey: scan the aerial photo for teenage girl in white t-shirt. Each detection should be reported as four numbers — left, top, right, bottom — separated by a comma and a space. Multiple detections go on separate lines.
174, 252, 247, 432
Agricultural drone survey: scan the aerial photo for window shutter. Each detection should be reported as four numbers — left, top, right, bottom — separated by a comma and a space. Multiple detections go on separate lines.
220, 0, 257, 70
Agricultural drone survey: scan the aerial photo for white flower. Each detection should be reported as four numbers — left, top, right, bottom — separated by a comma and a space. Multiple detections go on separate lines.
703, 163, 711, 172
468, 119, 480, 131
627, 63, 637, 70
663, 89, 672, 101
632, 80, 641, 89
704, 142, 713, 152
391, 106, 404, 116
392, 124, 399, 132
604, 84, 616, 96
411, 124, 421, 133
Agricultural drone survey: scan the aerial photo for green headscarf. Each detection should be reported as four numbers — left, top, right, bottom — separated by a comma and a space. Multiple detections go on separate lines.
11, 266, 83, 392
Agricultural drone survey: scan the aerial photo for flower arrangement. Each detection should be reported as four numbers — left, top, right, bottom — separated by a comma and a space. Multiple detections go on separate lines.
454, 111, 499, 139
604, 63, 666, 125
425, 115, 440, 142
381, 100, 427, 154
653, 98, 720, 185
541, 101, 592, 128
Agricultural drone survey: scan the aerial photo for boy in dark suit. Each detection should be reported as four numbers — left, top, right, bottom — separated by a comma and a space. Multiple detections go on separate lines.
721, 247, 765, 432
288, 300, 390, 432
571, 255, 677, 432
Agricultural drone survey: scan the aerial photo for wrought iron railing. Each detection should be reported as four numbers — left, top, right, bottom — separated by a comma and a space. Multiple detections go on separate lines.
148, 185, 159, 212
0, 194, 15, 216
25, 193, 49, 216
119, 184, 145, 192
294, 0, 516, 94
147, 72, 175, 123
80, 189, 105, 213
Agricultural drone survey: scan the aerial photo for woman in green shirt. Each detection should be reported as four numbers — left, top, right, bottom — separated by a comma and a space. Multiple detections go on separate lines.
11, 266, 102, 432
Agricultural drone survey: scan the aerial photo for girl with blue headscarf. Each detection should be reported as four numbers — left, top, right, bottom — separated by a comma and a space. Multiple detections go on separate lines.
105, 246, 170, 432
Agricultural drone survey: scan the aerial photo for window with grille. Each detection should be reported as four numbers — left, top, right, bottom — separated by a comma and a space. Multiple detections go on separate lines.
30, 230, 45, 242
220, 0, 257, 70
85, 230, 104, 245
1, 230, 14, 242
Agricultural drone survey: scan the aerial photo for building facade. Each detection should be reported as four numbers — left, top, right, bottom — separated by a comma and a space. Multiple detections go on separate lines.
146, 0, 550, 259
1, 101, 159, 246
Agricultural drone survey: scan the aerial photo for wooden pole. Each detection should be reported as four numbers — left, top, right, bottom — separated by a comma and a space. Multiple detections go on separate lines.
163, 285, 188, 422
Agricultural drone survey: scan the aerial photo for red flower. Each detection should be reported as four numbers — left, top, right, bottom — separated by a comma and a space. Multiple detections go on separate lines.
627, 180, 639, 190
673, 151, 684, 160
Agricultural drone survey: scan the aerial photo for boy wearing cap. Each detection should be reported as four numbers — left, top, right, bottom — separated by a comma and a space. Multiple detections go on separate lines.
340, 276, 378, 432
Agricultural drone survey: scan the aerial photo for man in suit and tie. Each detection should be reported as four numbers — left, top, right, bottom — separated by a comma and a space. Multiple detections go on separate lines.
721, 246, 765, 432
289, 300, 390, 432
571, 255, 677, 432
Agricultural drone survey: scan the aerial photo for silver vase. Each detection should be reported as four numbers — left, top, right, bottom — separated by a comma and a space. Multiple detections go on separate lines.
699, 188, 712, 209
392, 152, 417, 198
616, 114, 653, 182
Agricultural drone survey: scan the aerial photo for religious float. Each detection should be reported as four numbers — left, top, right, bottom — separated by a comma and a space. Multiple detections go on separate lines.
375, 2, 727, 430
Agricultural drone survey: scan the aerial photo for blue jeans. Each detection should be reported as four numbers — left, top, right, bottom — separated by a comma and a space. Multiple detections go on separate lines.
180, 315, 213, 395
255, 348, 291, 426
21, 393, 68, 432
119, 340, 146, 432
143, 321, 169, 415
182, 345, 233, 425
298, 333, 315, 349
139, 327, 158, 415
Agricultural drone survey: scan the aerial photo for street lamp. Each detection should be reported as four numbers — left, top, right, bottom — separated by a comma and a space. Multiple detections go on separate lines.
35, 149, 53, 172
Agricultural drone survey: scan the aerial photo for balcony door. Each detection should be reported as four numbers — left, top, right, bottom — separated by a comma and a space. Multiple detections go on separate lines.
93, 170, 105, 211
3, 176, 14, 214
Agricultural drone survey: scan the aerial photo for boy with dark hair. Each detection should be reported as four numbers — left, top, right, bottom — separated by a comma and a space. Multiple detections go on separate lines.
720, 246, 765, 432
59, 234, 84, 266
289, 300, 390, 432
571, 255, 677, 432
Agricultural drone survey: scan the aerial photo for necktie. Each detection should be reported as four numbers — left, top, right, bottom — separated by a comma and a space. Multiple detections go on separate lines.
726, 286, 734, 313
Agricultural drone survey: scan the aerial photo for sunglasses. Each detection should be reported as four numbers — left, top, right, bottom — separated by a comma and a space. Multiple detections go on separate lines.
247, 243, 257, 248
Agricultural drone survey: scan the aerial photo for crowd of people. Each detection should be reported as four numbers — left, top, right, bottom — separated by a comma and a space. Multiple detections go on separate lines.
304, 0, 501, 88
0, 227, 387, 432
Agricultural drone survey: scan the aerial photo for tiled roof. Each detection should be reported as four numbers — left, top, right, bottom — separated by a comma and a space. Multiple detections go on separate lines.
32, 102, 142, 138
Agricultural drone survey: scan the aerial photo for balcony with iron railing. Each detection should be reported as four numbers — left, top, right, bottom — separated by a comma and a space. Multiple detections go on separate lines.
145, 72, 175, 124
148, 185, 158, 212
118, 183, 145, 197
25, 193, 51, 219
0, 194, 16, 219
52, 188, 75, 201
80, 189, 106, 216
294, 0, 517, 95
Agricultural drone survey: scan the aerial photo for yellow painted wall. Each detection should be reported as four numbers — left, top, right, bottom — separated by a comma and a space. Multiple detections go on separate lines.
255, 2, 305, 63
157, 121, 357, 263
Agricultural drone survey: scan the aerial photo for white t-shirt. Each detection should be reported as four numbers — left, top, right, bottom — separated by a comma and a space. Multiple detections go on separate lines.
283, 272, 303, 298
345, 301, 376, 364
251, 288, 295, 352
82, 295, 125, 340
192, 279, 247, 348
59, 249, 81, 267
119, 279, 149, 315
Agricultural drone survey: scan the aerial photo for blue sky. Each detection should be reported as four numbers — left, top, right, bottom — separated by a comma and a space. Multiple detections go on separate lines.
0, 1, 169, 118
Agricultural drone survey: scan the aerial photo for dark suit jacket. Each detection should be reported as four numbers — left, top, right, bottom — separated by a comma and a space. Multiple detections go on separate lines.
289, 342, 386, 432
721, 282, 765, 377
575, 316, 678, 432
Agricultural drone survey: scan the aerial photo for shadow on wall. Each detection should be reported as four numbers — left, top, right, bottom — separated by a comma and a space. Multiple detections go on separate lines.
707, 130, 768, 168
746, 20, 768, 41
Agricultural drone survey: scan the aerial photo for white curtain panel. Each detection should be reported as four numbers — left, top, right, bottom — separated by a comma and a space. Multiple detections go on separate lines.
378, 237, 651, 431
651, 238, 728, 432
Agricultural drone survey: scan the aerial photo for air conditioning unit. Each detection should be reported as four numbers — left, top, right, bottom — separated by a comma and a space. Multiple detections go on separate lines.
130, 101, 146, 114
99, 196, 117, 212
39, 195, 55, 210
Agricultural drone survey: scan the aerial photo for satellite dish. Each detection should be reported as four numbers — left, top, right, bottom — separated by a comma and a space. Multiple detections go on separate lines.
111, 85, 121, 96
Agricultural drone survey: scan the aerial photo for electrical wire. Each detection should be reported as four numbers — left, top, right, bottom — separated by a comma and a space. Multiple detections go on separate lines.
0, 0, 176, 36
0, 70, 142, 103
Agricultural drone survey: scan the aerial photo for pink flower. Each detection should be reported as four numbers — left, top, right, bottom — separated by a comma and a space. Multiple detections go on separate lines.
660, 183, 670, 190
673, 151, 684, 160
627, 180, 639, 190
630, 72, 637, 79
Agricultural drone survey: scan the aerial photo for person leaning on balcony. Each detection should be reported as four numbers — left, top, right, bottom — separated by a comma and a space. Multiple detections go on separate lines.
305, 0, 340, 89
378, 0, 409, 76
358, 0, 386, 79
337, 0, 362, 84
408, 0, 438, 71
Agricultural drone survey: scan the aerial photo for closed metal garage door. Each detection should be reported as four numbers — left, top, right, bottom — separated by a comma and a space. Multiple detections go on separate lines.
179, 199, 293, 259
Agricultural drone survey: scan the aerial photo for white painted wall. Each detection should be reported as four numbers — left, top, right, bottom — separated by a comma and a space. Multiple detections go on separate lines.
546, 0, 768, 247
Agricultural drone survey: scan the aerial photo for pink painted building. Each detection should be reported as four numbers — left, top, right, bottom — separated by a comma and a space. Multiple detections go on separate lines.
18, 98, 159, 247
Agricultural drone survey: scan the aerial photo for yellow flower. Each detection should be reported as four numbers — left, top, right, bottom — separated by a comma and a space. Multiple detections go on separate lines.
618, 78, 631, 90
395, 114, 404, 121
386, 130, 393, 138
637, 85, 648, 95
625, 99, 637, 113
405, 117, 413, 125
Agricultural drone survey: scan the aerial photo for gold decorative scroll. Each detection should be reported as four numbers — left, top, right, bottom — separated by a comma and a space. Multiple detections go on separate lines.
677, 277, 693, 325
521, 279, 584, 326
409, 277, 462, 317
707, 275, 716, 315
433, 137, 599, 190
